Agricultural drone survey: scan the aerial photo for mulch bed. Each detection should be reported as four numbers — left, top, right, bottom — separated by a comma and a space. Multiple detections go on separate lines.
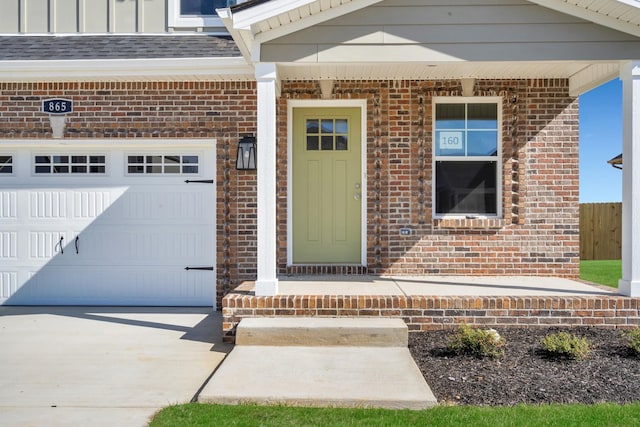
408, 327, 640, 406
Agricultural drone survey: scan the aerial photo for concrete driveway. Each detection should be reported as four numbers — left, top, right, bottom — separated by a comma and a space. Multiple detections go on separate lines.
0, 307, 232, 427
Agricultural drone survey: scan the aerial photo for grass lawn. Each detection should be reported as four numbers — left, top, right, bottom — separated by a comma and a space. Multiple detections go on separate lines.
580, 259, 622, 288
150, 402, 640, 427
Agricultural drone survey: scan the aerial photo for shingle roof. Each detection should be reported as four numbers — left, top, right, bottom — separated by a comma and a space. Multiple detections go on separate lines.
0, 35, 241, 61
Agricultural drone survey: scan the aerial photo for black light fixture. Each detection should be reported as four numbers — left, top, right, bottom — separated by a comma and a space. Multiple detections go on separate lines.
236, 136, 256, 170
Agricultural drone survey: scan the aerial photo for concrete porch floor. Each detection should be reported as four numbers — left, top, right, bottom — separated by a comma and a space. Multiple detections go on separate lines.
268, 276, 614, 297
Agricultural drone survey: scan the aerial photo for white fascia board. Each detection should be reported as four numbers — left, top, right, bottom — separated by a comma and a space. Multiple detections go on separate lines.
218, 8, 255, 62
0, 57, 254, 82
529, 0, 640, 37
569, 62, 621, 96
253, 0, 384, 45
231, 0, 320, 31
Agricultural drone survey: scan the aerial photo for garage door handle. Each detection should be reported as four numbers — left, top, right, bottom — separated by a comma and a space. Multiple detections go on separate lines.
184, 266, 214, 271
55, 236, 64, 255
75, 236, 79, 254
184, 179, 214, 184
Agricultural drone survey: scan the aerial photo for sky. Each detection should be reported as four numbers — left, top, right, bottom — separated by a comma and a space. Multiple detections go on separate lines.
579, 78, 623, 203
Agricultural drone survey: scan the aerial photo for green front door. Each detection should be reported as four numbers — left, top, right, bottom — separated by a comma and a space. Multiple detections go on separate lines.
292, 107, 362, 264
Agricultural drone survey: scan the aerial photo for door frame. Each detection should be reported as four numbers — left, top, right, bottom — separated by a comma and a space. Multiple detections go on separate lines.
287, 99, 367, 267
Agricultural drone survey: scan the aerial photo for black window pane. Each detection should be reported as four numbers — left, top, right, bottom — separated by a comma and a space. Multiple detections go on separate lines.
183, 165, 199, 174
90, 166, 106, 174
53, 156, 68, 163
128, 156, 144, 164
90, 156, 105, 163
321, 136, 333, 150
307, 136, 319, 151
53, 165, 69, 173
165, 155, 180, 164
180, 0, 215, 15
72, 156, 87, 163
336, 135, 348, 151
35, 166, 50, 174
0, 156, 12, 173
182, 156, 198, 164
321, 119, 333, 133
306, 120, 319, 133
468, 103, 498, 129
35, 156, 51, 164
128, 165, 144, 174
72, 165, 87, 173
467, 131, 498, 156
436, 161, 497, 215
436, 104, 465, 129
335, 119, 348, 133
147, 156, 162, 163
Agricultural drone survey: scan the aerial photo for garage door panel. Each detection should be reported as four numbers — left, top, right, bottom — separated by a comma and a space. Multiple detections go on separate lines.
0, 232, 17, 259
6, 266, 213, 306
0, 272, 18, 300
0, 191, 17, 218
75, 227, 213, 264
29, 190, 68, 219
0, 143, 216, 306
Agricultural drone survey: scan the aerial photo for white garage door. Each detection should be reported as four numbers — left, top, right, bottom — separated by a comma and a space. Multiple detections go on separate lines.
0, 140, 216, 306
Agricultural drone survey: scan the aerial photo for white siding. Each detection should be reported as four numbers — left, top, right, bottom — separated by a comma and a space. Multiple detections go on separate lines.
1, 0, 167, 33
262, 0, 640, 62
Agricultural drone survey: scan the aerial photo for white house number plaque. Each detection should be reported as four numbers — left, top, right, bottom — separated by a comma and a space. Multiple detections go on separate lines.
439, 131, 463, 151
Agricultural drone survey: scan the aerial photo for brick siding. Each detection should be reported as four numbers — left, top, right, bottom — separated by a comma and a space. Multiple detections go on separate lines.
0, 78, 579, 309
222, 293, 640, 341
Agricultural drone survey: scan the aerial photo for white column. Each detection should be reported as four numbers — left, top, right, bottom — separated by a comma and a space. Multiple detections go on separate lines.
619, 61, 640, 297
254, 63, 279, 296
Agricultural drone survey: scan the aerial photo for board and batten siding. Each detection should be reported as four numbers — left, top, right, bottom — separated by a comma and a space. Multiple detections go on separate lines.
261, 0, 640, 63
0, 0, 166, 33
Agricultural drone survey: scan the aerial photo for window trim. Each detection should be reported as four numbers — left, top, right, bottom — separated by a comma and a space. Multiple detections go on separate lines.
432, 96, 502, 219
124, 153, 202, 176
31, 153, 108, 176
168, 0, 224, 28
0, 154, 14, 175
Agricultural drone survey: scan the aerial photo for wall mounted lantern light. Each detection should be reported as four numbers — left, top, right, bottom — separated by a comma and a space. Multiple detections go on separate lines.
236, 136, 256, 170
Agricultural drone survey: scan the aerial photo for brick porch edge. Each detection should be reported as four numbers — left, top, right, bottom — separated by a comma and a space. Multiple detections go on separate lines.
222, 294, 640, 341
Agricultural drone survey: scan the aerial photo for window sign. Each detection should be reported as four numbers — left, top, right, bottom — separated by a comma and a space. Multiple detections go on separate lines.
438, 131, 464, 151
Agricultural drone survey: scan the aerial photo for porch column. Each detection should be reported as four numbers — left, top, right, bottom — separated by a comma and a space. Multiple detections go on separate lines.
254, 63, 279, 296
619, 61, 640, 297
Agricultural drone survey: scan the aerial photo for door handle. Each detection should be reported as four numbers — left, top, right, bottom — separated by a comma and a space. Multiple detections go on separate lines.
75, 236, 79, 254
354, 193, 361, 200
55, 236, 64, 255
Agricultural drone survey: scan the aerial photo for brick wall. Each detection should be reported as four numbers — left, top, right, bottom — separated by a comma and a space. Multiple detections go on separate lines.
278, 78, 579, 278
0, 78, 579, 308
0, 81, 259, 306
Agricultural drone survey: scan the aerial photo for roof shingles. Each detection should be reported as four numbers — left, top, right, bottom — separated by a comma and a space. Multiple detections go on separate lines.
0, 35, 241, 61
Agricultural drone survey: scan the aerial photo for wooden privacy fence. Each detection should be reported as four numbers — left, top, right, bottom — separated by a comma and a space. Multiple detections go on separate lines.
580, 202, 622, 260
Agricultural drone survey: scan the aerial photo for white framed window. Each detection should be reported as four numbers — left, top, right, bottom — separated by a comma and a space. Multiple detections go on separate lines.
433, 97, 502, 218
126, 154, 200, 175
0, 155, 13, 174
168, 0, 236, 28
33, 155, 106, 175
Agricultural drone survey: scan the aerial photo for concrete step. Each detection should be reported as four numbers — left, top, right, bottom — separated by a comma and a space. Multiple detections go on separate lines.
199, 345, 437, 409
235, 317, 408, 347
